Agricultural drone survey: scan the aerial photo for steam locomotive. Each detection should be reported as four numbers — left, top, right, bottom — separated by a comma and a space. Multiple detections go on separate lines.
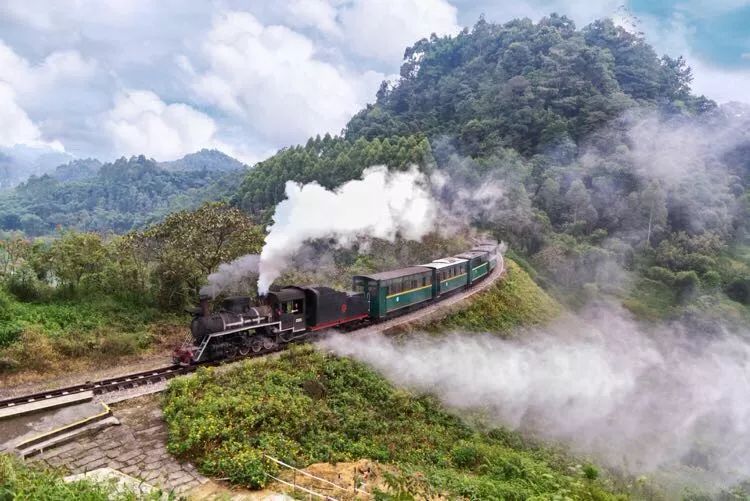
173, 241, 502, 365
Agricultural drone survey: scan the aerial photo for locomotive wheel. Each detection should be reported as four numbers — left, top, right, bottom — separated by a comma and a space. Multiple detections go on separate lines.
238, 343, 250, 356
263, 336, 277, 350
250, 337, 264, 353
224, 344, 239, 359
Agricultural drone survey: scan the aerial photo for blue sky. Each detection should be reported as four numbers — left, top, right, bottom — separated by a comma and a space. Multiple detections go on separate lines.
0, 0, 747, 168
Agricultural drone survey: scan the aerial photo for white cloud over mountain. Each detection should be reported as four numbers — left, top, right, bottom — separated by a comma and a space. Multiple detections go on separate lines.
105, 90, 224, 161
337, 0, 461, 62
190, 11, 383, 145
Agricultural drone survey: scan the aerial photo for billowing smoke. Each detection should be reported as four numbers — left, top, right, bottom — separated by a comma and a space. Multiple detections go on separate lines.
257, 165, 437, 294
319, 305, 750, 487
201, 254, 260, 298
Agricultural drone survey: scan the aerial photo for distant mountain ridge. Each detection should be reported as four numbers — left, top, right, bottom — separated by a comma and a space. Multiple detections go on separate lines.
159, 149, 246, 172
0, 148, 246, 190
0, 150, 247, 235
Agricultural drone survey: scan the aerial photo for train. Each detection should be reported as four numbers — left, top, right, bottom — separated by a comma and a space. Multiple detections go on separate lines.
173, 240, 502, 365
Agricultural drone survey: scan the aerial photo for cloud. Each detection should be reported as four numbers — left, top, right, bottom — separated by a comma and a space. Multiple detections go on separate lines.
0, 83, 63, 151
190, 10, 384, 145
453, 0, 620, 29
629, 10, 750, 104
0, 41, 90, 151
284, 0, 341, 35
0, 40, 95, 100
0, 0, 145, 31
338, 0, 461, 63
105, 89, 228, 161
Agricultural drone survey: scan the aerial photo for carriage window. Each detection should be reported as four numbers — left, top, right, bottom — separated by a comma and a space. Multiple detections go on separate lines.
422, 276, 427, 286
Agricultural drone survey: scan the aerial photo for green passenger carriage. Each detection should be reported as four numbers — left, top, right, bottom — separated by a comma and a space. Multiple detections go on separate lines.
421, 257, 469, 297
455, 250, 490, 284
353, 266, 433, 319
472, 242, 500, 271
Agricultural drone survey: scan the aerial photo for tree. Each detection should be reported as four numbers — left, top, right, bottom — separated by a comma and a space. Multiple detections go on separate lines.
44, 231, 107, 290
565, 180, 597, 226
140, 203, 264, 308
641, 182, 668, 246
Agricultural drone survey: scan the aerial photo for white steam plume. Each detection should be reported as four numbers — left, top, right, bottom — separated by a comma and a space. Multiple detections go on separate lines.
202, 254, 260, 298
319, 305, 750, 487
257, 165, 437, 294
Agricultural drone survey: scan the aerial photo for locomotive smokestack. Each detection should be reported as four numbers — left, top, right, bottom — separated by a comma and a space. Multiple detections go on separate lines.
198, 285, 214, 316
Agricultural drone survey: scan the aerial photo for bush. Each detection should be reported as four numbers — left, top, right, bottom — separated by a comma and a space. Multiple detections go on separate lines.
645, 266, 675, 285
583, 464, 599, 480
701, 270, 722, 288
5, 267, 46, 302
163, 347, 621, 499
675, 270, 700, 302
726, 277, 750, 305
450, 443, 484, 469
204, 444, 268, 488
99, 332, 140, 357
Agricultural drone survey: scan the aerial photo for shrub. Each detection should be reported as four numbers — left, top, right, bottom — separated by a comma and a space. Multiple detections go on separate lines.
163, 347, 621, 499
645, 266, 675, 285
5, 267, 46, 302
726, 277, 750, 305
701, 270, 722, 288
583, 464, 599, 480
450, 443, 484, 469
99, 332, 139, 357
675, 270, 700, 302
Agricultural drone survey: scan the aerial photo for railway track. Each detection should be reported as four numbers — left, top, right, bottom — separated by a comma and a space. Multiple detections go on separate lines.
1, 260, 505, 414
0, 364, 189, 411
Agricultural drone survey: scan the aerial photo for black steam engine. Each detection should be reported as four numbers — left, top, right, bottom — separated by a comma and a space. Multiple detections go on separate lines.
174, 286, 369, 364
174, 240, 501, 365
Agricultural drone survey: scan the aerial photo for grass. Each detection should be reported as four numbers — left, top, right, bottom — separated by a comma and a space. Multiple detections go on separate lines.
0, 453, 163, 500
0, 289, 182, 374
163, 346, 625, 499
429, 259, 561, 334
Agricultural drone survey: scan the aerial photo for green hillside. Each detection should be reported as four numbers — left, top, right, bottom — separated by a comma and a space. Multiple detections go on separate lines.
164, 347, 624, 499
433, 258, 561, 333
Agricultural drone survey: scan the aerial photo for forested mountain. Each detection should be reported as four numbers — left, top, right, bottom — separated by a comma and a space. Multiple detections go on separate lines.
50, 159, 102, 182
234, 15, 750, 315
0, 152, 246, 235
346, 16, 712, 156
159, 149, 245, 173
